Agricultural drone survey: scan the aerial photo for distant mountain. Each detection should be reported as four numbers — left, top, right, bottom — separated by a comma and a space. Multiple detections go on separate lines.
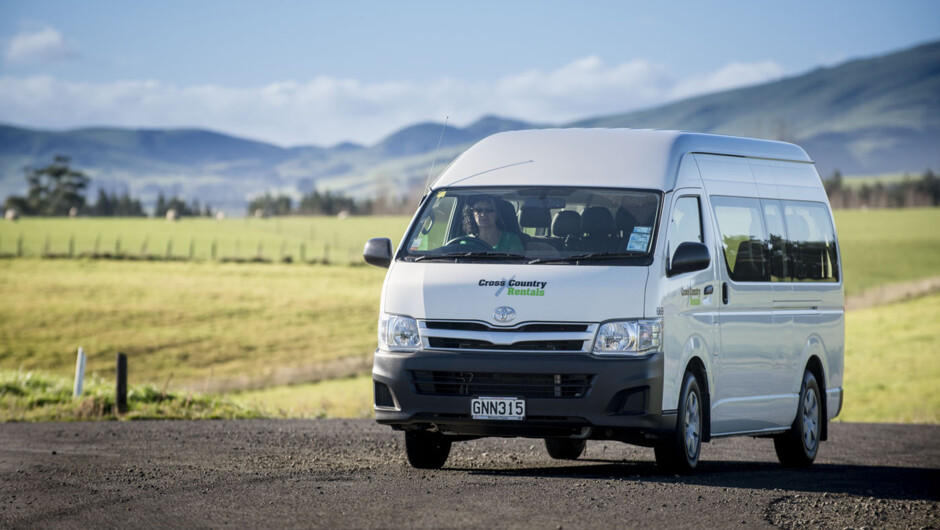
569, 40, 940, 176
1, 41, 937, 213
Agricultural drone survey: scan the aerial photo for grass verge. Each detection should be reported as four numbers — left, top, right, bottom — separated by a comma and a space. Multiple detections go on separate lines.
230, 374, 373, 419
0, 369, 264, 421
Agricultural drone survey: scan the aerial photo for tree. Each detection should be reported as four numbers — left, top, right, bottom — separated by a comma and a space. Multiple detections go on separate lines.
3, 155, 90, 215
247, 192, 293, 216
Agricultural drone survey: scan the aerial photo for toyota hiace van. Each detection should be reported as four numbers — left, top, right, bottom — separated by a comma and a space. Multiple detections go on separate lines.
364, 129, 844, 473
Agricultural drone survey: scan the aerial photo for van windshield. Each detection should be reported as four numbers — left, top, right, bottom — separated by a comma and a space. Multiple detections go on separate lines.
400, 187, 661, 265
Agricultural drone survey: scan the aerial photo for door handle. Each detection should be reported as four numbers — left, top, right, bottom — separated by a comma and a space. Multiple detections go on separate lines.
722, 282, 729, 305
704, 285, 714, 295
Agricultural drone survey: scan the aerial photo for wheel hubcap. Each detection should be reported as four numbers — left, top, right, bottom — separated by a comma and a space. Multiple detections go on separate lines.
802, 388, 819, 452
684, 390, 701, 460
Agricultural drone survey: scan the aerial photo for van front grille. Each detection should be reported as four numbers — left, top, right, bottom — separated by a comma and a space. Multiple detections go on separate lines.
410, 371, 594, 399
420, 320, 596, 353
424, 321, 589, 333
426, 338, 584, 351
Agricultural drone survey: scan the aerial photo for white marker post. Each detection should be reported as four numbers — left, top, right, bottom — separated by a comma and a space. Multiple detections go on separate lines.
73, 347, 86, 397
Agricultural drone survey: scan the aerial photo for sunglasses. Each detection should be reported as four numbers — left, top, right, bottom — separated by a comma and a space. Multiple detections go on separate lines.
472, 207, 496, 215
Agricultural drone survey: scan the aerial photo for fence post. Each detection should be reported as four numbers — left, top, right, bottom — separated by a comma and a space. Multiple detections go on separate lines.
116, 353, 127, 413
17, 234, 23, 257
300, 243, 306, 263
73, 347, 86, 397
69, 235, 75, 258
43, 234, 50, 258
165, 239, 173, 260
140, 237, 148, 258
94, 234, 100, 255
115, 237, 121, 256
189, 238, 195, 260
256, 241, 262, 260
211, 240, 217, 261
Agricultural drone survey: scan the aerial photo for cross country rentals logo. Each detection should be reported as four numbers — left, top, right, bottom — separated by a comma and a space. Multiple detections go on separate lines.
478, 275, 548, 297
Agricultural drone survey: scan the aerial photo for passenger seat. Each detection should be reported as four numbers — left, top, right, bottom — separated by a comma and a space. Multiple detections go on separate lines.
576, 207, 616, 252
551, 211, 581, 250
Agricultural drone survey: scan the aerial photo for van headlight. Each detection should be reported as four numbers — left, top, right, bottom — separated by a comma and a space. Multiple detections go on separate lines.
593, 319, 662, 356
379, 314, 421, 352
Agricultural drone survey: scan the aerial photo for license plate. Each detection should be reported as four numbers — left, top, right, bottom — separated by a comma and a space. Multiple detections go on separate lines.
471, 397, 525, 420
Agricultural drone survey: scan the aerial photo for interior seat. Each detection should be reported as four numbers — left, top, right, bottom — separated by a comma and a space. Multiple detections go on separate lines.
576, 207, 616, 252
551, 211, 581, 250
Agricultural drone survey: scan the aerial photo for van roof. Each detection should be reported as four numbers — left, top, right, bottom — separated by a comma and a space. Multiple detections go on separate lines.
432, 128, 812, 191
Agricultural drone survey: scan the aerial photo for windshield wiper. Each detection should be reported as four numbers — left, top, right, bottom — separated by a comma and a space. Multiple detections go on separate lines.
528, 251, 648, 264
410, 251, 529, 262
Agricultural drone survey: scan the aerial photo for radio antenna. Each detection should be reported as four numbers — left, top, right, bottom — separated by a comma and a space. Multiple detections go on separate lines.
425, 116, 449, 193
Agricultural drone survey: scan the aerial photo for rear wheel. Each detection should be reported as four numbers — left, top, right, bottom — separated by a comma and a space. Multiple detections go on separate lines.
655, 371, 703, 474
774, 370, 821, 468
404, 430, 452, 469
544, 438, 586, 460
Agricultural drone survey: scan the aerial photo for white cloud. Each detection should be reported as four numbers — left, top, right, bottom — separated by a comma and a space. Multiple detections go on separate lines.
4, 27, 77, 64
0, 57, 785, 146
669, 61, 786, 100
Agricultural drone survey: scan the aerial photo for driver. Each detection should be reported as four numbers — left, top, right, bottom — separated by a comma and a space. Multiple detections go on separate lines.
461, 195, 524, 251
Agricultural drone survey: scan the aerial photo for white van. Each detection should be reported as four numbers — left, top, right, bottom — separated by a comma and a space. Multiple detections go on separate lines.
364, 129, 844, 473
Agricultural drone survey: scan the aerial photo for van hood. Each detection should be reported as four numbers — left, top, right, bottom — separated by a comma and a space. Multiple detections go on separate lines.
383, 262, 649, 325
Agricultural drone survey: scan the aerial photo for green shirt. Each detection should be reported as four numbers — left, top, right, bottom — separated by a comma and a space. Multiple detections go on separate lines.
494, 231, 525, 251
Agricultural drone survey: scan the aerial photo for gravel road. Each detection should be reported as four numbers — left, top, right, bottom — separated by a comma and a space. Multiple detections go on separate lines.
1, 420, 937, 528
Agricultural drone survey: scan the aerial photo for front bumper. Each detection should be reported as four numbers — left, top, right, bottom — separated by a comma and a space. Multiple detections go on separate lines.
372, 348, 675, 443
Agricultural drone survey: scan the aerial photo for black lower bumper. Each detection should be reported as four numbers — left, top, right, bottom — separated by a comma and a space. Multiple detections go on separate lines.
372, 348, 676, 444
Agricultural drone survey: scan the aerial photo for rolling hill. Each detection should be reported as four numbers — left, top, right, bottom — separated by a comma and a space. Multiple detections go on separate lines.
1, 40, 937, 214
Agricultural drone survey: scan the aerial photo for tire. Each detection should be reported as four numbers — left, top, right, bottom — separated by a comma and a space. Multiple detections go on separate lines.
774, 370, 821, 468
655, 371, 703, 474
404, 430, 452, 469
544, 438, 586, 460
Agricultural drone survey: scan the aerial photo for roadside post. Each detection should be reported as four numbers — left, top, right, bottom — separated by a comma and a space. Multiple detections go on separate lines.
116, 353, 128, 413
73, 347, 86, 397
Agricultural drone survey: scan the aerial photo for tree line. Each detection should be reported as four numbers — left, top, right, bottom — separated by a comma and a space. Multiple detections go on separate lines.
4, 156, 938, 219
247, 188, 420, 217
2, 156, 213, 218
824, 169, 940, 209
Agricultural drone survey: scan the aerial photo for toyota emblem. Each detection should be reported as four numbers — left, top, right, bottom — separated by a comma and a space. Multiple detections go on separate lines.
493, 306, 517, 323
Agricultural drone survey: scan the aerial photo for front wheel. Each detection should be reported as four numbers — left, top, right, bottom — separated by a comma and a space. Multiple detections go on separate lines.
774, 370, 821, 468
544, 438, 586, 460
404, 430, 452, 469
654, 371, 703, 474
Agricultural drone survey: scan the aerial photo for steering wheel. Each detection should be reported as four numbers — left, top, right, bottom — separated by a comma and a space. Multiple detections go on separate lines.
444, 236, 492, 250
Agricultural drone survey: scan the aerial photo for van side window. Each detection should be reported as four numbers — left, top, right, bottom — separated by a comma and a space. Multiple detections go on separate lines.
668, 196, 703, 259
761, 200, 789, 282
710, 196, 768, 282
408, 196, 456, 251
783, 201, 839, 282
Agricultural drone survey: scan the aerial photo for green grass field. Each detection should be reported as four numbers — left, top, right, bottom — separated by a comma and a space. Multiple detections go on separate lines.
0, 216, 412, 265
841, 292, 940, 423
835, 208, 940, 296
2, 208, 939, 422
0, 259, 386, 389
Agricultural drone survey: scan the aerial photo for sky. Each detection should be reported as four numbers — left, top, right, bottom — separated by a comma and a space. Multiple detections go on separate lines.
1, 0, 938, 147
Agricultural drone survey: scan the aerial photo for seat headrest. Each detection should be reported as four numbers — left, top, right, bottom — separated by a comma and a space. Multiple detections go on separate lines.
552, 211, 581, 239
495, 199, 521, 233
615, 207, 638, 234
519, 206, 551, 229
582, 207, 614, 236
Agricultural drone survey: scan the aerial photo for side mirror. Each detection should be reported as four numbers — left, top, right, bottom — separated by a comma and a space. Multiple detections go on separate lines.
668, 242, 710, 277
363, 238, 393, 268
